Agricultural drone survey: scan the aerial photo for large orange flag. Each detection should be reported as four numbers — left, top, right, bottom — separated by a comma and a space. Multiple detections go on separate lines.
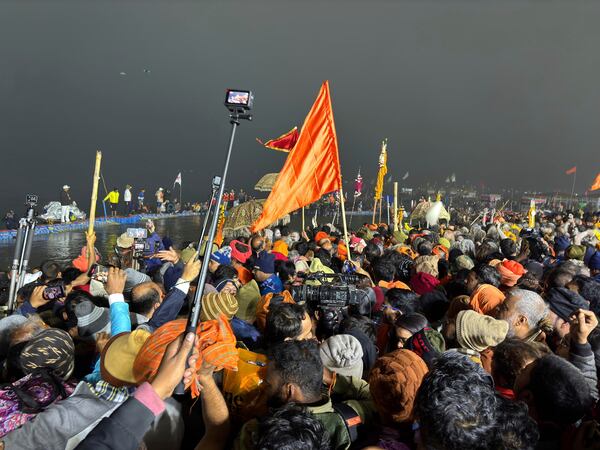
251, 81, 342, 232
591, 173, 600, 191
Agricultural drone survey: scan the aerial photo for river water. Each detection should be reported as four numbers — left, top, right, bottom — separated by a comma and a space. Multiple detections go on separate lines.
0, 209, 373, 270
0, 215, 206, 270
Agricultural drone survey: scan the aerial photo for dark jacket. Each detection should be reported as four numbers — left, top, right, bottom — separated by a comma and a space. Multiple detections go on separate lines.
60, 190, 72, 206
75, 391, 159, 450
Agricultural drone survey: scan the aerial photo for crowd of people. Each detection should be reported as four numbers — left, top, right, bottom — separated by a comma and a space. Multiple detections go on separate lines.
0, 206, 600, 450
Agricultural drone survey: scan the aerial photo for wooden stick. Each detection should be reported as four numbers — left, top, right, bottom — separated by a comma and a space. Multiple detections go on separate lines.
339, 188, 351, 261
378, 198, 383, 224
87, 151, 102, 259
301, 206, 305, 232
372, 197, 377, 224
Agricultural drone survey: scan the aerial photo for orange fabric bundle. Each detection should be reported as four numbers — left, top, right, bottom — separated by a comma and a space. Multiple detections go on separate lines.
396, 245, 417, 260
133, 316, 238, 398
367, 224, 378, 231
469, 284, 506, 316
255, 290, 295, 331
378, 280, 411, 291
337, 241, 348, 261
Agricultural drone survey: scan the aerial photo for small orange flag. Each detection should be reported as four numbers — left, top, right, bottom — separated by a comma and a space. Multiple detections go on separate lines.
565, 166, 577, 175
251, 81, 342, 232
256, 127, 299, 152
591, 173, 600, 191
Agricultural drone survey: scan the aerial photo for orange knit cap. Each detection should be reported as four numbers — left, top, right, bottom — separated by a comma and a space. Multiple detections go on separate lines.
132, 316, 238, 398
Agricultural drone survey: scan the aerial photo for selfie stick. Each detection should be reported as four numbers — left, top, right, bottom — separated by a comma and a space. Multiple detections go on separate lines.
7, 203, 37, 312
196, 178, 221, 254
174, 94, 252, 395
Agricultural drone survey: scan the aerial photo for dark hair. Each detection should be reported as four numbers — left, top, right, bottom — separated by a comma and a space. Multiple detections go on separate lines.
515, 272, 542, 294
275, 260, 296, 283
415, 352, 497, 450
500, 239, 517, 258
340, 315, 377, 343
41, 260, 62, 282
267, 340, 323, 401
492, 397, 539, 450
417, 241, 433, 256
545, 269, 573, 289
131, 286, 161, 316
417, 290, 450, 324
61, 267, 83, 285
371, 257, 395, 283
492, 339, 542, 389
385, 288, 419, 315
294, 241, 309, 256
528, 354, 593, 425
255, 403, 330, 450
395, 312, 428, 334
571, 275, 600, 316
313, 249, 332, 269
473, 264, 501, 288
265, 303, 307, 344
213, 264, 238, 283
364, 242, 381, 263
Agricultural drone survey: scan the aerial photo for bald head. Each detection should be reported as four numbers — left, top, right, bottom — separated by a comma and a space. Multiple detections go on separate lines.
131, 281, 163, 317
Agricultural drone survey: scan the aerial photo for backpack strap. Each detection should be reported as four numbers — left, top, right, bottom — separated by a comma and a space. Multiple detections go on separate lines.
332, 402, 362, 443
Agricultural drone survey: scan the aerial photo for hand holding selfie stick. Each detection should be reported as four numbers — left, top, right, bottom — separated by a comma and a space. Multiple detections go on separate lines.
7, 196, 38, 313
174, 90, 253, 395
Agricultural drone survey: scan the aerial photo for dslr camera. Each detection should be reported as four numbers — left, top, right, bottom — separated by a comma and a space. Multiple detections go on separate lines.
127, 228, 148, 259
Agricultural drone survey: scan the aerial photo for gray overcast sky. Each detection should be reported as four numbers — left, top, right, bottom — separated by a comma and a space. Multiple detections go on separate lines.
1, 0, 600, 212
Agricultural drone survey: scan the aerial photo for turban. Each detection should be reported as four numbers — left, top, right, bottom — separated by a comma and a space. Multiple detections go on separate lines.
272, 240, 289, 258
566, 245, 586, 261
469, 284, 505, 315
587, 251, 600, 271
497, 259, 526, 287
230, 240, 252, 263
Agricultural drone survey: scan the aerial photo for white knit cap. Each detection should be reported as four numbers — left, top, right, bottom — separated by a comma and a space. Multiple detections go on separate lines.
319, 334, 364, 379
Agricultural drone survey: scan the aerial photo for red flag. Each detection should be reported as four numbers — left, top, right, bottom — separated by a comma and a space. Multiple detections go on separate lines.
256, 127, 299, 153
565, 166, 577, 175
251, 81, 342, 232
591, 173, 600, 191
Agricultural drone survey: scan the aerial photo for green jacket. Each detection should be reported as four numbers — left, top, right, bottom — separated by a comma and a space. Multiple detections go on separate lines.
235, 375, 376, 450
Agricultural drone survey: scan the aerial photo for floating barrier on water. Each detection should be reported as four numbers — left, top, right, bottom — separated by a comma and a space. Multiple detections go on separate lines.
0, 212, 201, 241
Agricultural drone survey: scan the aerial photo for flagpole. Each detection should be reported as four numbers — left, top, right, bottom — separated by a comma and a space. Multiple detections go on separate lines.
87, 151, 102, 261
372, 197, 377, 224
301, 206, 305, 232
393, 182, 398, 231
339, 188, 351, 261
349, 195, 357, 229
570, 171, 577, 210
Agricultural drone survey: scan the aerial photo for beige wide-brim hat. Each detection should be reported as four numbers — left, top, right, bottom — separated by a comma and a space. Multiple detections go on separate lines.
116, 233, 134, 249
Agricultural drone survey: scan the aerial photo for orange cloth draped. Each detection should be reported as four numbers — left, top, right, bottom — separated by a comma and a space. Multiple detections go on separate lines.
256, 127, 299, 152
251, 81, 342, 232
133, 316, 238, 398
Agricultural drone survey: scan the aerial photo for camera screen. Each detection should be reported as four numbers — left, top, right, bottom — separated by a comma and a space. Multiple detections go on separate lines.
127, 228, 147, 239
226, 90, 250, 105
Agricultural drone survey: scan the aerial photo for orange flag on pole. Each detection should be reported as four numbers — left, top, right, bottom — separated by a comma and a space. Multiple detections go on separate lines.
256, 127, 299, 152
591, 173, 600, 191
251, 81, 342, 232
565, 166, 577, 175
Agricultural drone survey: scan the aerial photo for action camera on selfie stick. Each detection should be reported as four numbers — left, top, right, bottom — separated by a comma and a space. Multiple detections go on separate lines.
174, 90, 253, 395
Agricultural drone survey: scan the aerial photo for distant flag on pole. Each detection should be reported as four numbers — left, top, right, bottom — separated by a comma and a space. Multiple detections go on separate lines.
591, 173, 600, 191
402, 171, 409, 180
354, 170, 363, 197
445, 177, 450, 183
451, 173, 456, 183
173, 172, 182, 187
374, 139, 388, 201
256, 127, 299, 153
565, 166, 577, 175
